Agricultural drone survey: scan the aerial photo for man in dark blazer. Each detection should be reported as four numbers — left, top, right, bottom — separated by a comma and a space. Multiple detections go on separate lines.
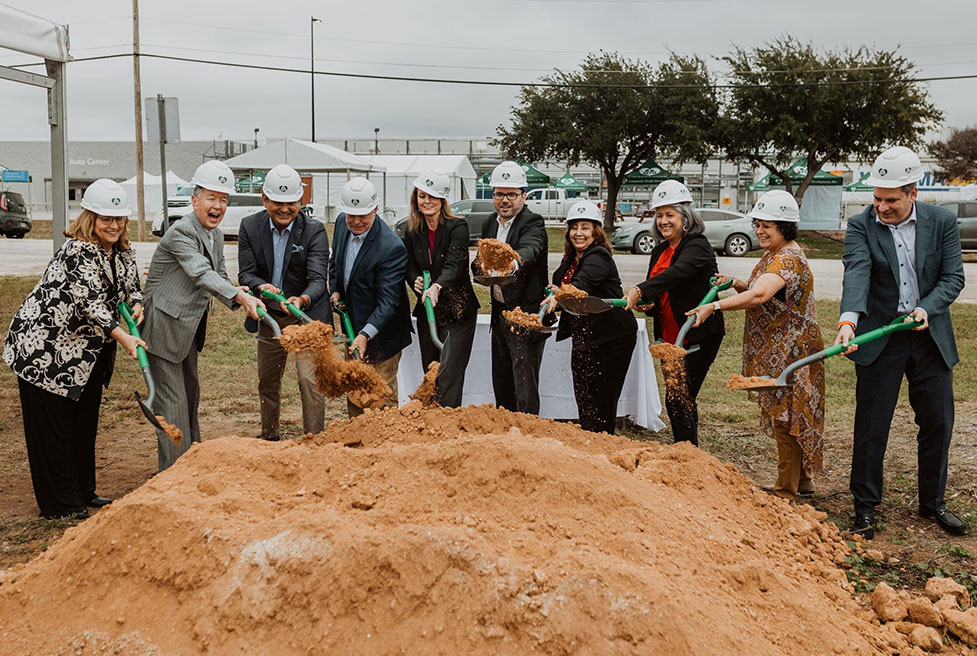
327, 177, 412, 416
836, 146, 966, 539
473, 161, 549, 415
238, 164, 330, 441
142, 160, 263, 471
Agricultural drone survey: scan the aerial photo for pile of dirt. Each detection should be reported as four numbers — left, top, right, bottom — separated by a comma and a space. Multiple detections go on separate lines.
502, 307, 543, 331
278, 322, 391, 408
553, 283, 587, 302
476, 238, 520, 274
727, 374, 777, 390
410, 362, 440, 406
867, 575, 977, 651
0, 403, 914, 654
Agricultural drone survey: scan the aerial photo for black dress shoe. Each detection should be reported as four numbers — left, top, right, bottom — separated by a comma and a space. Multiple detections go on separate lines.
258, 434, 281, 442
41, 508, 89, 520
86, 496, 113, 508
921, 506, 967, 535
851, 513, 875, 540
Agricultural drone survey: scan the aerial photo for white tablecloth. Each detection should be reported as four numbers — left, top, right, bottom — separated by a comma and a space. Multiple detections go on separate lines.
396, 315, 665, 431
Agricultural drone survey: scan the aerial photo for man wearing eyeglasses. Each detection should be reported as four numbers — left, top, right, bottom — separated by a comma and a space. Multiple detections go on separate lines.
474, 160, 549, 414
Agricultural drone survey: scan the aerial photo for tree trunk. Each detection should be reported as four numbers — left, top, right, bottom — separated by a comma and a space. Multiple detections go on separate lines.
603, 170, 622, 233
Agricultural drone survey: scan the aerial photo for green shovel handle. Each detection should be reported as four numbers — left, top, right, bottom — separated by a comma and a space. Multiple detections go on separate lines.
259, 288, 312, 323
822, 315, 924, 359
421, 271, 444, 351
602, 298, 629, 308
118, 302, 150, 370
334, 304, 356, 342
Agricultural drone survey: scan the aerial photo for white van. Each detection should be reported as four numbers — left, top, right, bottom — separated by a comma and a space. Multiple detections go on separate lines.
151, 193, 264, 239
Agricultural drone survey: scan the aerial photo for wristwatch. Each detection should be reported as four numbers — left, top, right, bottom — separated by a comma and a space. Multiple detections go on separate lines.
357, 330, 370, 340
713, 301, 722, 312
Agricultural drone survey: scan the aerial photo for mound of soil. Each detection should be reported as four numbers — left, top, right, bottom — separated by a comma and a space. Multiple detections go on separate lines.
0, 404, 902, 655
476, 238, 520, 274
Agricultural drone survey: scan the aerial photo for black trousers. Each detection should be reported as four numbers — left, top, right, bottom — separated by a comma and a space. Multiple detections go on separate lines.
850, 330, 954, 517
417, 314, 478, 408
18, 347, 111, 518
571, 332, 637, 434
490, 313, 548, 415
664, 333, 723, 446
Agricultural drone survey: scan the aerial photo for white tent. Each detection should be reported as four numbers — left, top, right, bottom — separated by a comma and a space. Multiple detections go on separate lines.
120, 170, 189, 218
313, 154, 477, 223
223, 138, 383, 173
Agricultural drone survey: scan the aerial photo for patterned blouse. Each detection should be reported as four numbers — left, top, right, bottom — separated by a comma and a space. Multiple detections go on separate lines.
4, 239, 142, 400
742, 246, 825, 473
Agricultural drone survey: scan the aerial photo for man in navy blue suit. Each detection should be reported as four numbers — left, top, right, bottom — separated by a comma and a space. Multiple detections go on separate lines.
328, 177, 411, 416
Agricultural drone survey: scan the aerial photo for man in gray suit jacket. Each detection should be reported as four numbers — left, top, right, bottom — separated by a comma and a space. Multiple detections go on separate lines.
141, 160, 263, 471
836, 146, 966, 539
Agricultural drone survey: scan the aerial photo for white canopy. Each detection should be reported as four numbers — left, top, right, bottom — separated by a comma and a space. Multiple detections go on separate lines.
0, 4, 69, 61
223, 138, 384, 173
120, 170, 190, 218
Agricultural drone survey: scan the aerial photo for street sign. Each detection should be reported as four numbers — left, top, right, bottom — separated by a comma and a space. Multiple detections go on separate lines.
1, 170, 30, 182
145, 96, 181, 144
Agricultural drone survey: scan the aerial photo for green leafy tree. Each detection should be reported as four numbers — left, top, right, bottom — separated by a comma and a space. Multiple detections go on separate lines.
717, 36, 943, 203
930, 127, 977, 183
496, 52, 717, 231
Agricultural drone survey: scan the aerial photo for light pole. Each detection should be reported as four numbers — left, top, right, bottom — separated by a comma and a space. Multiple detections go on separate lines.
253, 127, 259, 148
374, 127, 380, 154
310, 16, 320, 142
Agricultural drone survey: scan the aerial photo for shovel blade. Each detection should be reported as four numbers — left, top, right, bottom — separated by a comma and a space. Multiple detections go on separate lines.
473, 274, 518, 287
559, 297, 612, 315
134, 391, 165, 431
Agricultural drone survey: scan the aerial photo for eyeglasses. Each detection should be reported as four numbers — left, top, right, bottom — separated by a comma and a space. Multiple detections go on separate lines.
96, 216, 128, 225
492, 192, 522, 201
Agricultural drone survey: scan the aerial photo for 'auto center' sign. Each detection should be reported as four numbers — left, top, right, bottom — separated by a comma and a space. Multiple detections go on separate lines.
69, 158, 110, 166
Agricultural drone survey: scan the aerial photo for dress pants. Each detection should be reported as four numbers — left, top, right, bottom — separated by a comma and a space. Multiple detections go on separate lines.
417, 314, 477, 408
347, 351, 401, 418
257, 312, 325, 438
664, 333, 723, 446
490, 312, 548, 415
148, 347, 202, 472
771, 417, 802, 501
571, 332, 637, 434
850, 330, 954, 517
18, 345, 111, 517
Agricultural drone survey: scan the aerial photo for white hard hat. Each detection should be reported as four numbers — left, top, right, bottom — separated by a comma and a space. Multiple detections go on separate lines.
262, 164, 304, 203
191, 160, 235, 195
650, 179, 693, 210
564, 200, 602, 223
339, 177, 379, 215
749, 190, 800, 223
413, 171, 451, 199
80, 178, 131, 217
490, 160, 528, 188
865, 146, 924, 188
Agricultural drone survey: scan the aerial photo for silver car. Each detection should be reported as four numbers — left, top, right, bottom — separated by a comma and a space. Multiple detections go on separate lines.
611, 207, 759, 257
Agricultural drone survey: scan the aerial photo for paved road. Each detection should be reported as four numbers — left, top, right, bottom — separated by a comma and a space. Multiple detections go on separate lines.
3, 239, 977, 303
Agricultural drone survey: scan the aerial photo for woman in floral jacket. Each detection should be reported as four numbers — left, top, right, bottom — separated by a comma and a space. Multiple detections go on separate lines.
3, 179, 145, 519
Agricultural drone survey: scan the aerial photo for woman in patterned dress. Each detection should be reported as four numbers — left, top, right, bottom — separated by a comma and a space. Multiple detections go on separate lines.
686, 190, 825, 503
3, 179, 145, 519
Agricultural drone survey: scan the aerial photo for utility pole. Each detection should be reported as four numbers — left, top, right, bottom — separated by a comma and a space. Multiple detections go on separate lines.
156, 94, 169, 232
132, 0, 146, 240
310, 16, 320, 142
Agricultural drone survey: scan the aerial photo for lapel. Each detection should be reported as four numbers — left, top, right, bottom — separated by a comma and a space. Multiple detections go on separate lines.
869, 209, 901, 286
913, 202, 932, 282
486, 214, 499, 239
503, 210, 523, 246
347, 219, 380, 286
334, 217, 348, 293
189, 212, 216, 267
281, 213, 303, 278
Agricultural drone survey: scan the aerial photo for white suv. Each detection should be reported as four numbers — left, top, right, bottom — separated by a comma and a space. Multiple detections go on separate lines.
152, 193, 264, 239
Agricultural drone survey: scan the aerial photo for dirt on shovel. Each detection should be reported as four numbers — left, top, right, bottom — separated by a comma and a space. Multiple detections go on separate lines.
476, 238, 521, 274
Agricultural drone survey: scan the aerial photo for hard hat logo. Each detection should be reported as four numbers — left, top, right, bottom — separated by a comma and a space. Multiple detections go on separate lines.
279, 185, 288, 193
756, 202, 765, 210
658, 191, 666, 198
878, 168, 888, 177
111, 198, 120, 206
425, 179, 434, 187
350, 198, 360, 206
780, 205, 788, 211
219, 176, 227, 184
905, 166, 916, 174
501, 172, 510, 180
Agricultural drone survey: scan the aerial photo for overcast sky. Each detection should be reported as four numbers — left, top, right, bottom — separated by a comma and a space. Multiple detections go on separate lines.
2, 0, 976, 144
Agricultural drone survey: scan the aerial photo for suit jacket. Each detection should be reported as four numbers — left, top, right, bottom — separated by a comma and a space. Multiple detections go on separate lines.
403, 217, 479, 324
328, 215, 412, 363
237, 210, 332, 333
141, 212, 240, 363
636, 232, 724, 345
3, 239, 142, 399
473, 206, 548, 318
841, 202, 965, 368
552, 244, 637, 349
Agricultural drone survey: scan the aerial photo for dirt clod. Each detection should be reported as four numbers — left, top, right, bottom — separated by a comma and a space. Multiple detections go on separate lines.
553, 284, 587, 302
727, 374, 777, 390
411, 362, 440, 406
155, 416, 183, 445
476, 238, 520, 274
502, 307, 542, 331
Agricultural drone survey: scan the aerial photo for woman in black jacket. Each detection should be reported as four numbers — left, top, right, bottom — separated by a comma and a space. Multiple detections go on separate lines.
542, 200, 637, 433
403, 172, 479, 407
624, 180, 724, 446
3, 179, 145, 519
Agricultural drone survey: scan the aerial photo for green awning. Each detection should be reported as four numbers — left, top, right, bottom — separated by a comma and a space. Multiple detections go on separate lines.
844, 172, 873, 191
623, 158, 684, 186
236, 171, 265, 192
555, 172, 588, 191
476, 172, 492, 188
747, 157, 843, 192
515, 159, 551, 185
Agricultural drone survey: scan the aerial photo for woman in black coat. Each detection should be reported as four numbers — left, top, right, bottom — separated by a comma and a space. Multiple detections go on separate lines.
3, 179, 145, 519
624, 180, 724, 446
402, 172, 479, 407
542, 200, 637, 434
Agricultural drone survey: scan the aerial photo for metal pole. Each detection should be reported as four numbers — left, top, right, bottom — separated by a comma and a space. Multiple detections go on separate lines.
132, 0, 146, 240
157, 94, 169, 232
47, 59, 68, 253
311, 17, 320, 142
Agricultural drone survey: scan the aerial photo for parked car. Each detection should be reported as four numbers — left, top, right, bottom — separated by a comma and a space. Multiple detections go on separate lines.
939, 201, 977, 249
393, 199, 494, 244
525, 187, 586, 220
0, 190, 31, 238
611, 207, 759, 257
151, 193, 264, 239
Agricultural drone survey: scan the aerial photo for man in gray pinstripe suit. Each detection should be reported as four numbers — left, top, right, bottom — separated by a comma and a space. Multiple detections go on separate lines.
141, 161, 263, 471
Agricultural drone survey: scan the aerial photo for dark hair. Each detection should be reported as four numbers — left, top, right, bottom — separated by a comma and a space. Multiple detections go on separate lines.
900, 182, 917, 196
563, 220, 611, 260
651, 203, 705, 242
407, 188, 458, 234
775, 221, 798, 241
